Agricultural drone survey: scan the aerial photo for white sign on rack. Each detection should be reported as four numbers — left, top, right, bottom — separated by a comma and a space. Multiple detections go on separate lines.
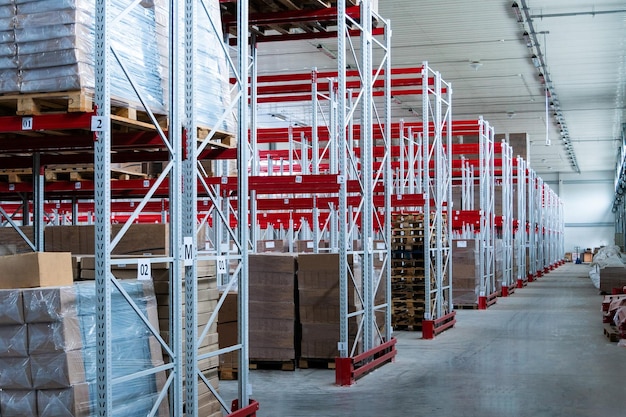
137, 260, 151, 281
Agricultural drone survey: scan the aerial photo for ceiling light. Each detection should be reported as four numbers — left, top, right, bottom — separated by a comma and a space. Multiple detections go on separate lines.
512, 2, 523, 23
270, 113, 288, 121
531, 54, 541, 68
469, 60, 483, 71
522, 31, 532, 47
316, 44, 337, 60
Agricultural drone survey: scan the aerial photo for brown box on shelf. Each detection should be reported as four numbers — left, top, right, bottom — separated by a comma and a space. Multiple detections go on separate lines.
22, 286, 77, 323
0, 289, 25, 324
452, 239, 479, 305
583, 252, 593, 263
249, 254, 297, 361
0, 357, 32, 389
600, 266, 626, 293
37, 382, 91, 417
0, 389, 37, 416
30, 350, 86, 389
28, 316, 82, 354
0, 226, 34, 254
0, 325, 28, 357
0, 252, 73, 289
256, 239, 284, 253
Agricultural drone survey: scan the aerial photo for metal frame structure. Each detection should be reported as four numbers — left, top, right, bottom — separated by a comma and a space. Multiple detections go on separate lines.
336, 0, 393, 366
477, 117, 496, 309
93, 0, 257, 415
515, 156, 528, 288
421, 63, 454, 327
499, 141, 514, 296
526, 168, 538, 281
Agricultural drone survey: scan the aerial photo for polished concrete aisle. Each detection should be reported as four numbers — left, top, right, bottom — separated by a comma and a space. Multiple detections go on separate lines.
220, 263, 626, 416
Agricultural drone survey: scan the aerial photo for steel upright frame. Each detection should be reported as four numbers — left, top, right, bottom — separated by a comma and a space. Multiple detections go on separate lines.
515, 156, 527, 288
94, 0, 256, 415
500, 141, 514, 295
526, 169, 537, 282
337, 0, 393, 360
477, 117, 495, 309
94, 1, 184, 415
421, 63, 453, 324
535, 176, 545, 276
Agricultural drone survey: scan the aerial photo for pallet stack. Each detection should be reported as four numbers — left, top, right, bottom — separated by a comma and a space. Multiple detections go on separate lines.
390, 214, 426, 329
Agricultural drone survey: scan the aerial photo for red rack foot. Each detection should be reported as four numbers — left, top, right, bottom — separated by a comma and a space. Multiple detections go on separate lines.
422, 311, 456, 340
501, 286, 510, 297
230, 399, 260, 417
335, 338, 397, 386
517, 279, 524, 289
478, 295, 487, 310
527, 273, 534, 282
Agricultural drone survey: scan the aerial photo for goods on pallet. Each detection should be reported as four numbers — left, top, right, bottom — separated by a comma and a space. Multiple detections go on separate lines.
589, 245, 626, 292
451, 239, 479, 305
249, 254, 297, 363
0, 280, 168, 416
391, 214, 425, 328
217, 291, 238, 376
298, 253, 358, 360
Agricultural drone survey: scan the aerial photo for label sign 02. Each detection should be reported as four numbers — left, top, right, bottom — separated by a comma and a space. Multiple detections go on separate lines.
91, 116, 108, 132
137, 260, 152, 281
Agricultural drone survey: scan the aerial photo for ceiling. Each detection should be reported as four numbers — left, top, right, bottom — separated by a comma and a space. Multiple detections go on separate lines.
236, 0, 626, 176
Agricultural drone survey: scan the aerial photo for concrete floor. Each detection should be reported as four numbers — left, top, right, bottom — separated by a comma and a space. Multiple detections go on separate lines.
220, 263, 626, 416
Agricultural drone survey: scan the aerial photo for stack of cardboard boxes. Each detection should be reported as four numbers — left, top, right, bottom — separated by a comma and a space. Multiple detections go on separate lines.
249, 254, 298, 364
0, 265, 168, 416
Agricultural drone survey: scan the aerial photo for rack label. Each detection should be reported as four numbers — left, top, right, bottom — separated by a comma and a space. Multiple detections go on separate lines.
137, 260, 151, 280
22, 117, 33, 131
216, 256, 227, 274
91, 116, 108, 132
183, 236, 193, 266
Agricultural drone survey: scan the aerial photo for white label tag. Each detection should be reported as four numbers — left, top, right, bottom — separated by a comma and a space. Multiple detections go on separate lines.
457, 241, 467, 248
307, 241, 314, 249
216, 256, 227, 274
137, 260, 151, 280
22, 117, 33, 130
337, 342, 347, 352
265, 241, 275, 249
91, 116, 108, 132
183, 236, 193, 266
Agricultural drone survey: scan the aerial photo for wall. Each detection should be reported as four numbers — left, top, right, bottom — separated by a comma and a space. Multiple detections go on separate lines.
542, 170, 615, 253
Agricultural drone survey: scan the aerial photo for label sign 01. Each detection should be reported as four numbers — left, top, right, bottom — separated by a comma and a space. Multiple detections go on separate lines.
216, 256, 228, 274
22, 117, 33, 131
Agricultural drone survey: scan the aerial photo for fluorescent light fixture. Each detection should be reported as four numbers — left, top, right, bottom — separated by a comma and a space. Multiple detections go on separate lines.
531, 54, 541, 68
512, 2, 523, 23
316, 44, 337, 60
270, 113, 288, 121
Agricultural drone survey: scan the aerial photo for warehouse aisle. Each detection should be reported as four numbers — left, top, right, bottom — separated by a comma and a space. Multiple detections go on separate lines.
220, 263, 626, 417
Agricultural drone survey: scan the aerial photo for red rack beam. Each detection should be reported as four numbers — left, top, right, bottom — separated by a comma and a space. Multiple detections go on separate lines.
230, 399, 260, 417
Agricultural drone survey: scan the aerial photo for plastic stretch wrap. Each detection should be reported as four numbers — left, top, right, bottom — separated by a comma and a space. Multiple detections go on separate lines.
37, 383, 90, 417
590, 245, 624, 268
0, 357, 32, 389
0, 4, 14, 18
588, 265, 600, 289
74, 280, 168, 416
22, 286, 77, 323
0, 290, 25, 325
0, 390, 37, 417
0, 42, 15, 57
614, 306, 626, 329
194, 0, 235, 132
0, 325, 28, 357
0, 29, 14, 44
27, 316, 82, 354
30, 350, 85, 389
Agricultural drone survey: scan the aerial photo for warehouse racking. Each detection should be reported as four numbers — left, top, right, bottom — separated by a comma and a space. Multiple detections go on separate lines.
0, 1, 570, 415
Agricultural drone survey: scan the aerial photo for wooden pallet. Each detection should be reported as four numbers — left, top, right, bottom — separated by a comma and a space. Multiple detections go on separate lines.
197, 126, 236, 149
392, 323, 423, 331
0, 90, 92, 115
249, 359, 295, 371
218, 367, 238, 381
455, 303, 479, 310
0, 169, 32, 183
603, 324, 620, 342
298, 358, 335, 370
0, 166, 148, 183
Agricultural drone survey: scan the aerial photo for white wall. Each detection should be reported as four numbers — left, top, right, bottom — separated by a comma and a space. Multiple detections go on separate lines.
542, 170, 615, 253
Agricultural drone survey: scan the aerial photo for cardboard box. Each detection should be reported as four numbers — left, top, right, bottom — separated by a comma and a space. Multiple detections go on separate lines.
22, 286, 77, 323
0, 390, 37, 417
30, 350, 86, 389
256, 239, 284, 253
28, 316, 83, 354
0, 252, 73, 289
218, 291, 238, 324
37, 382, 91, 417
0, 357, 32, 389
0, 226, 35, 254
600, 266, 626, 293
0, 289, 25, 324
0, 324, 28, 357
